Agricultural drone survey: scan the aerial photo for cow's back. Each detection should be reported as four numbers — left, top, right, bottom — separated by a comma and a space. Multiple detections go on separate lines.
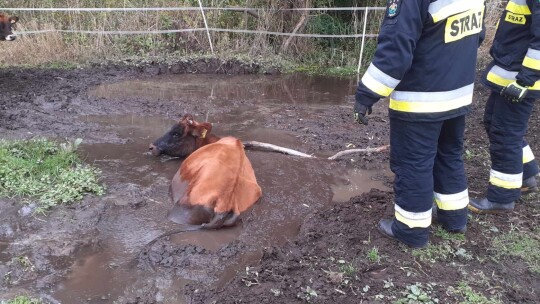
174, 137, 261, 215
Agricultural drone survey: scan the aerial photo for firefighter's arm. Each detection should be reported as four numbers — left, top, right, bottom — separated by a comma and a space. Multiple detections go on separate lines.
503, 2, 540, 102
355, 0, 426, 108
515, 2, 540, 88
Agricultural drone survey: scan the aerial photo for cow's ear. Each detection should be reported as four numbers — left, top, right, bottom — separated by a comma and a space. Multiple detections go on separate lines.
191, 122, 212, 138
9, 16, 19, 24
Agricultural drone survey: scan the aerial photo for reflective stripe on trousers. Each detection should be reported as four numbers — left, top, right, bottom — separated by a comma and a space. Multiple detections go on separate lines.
390, 115, 468, 245
483, 92, 535, 203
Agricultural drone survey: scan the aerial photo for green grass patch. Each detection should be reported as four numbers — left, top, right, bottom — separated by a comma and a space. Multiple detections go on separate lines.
0, 138, 104, 213
491, 230, 540, 274
447, 281, 501, 304
412, 243, 455, 263
433, 226, 466, 242
394, 283, 439, 304
1, 296, 42, 304
367, 246, 381, 263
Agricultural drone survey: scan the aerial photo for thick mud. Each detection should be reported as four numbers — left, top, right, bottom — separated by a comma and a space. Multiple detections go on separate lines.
0, 60, 538, 303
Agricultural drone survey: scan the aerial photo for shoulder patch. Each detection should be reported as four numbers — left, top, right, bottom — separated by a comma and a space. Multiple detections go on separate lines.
386, 0, 401, 19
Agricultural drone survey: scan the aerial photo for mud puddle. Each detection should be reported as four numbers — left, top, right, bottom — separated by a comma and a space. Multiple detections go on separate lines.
52, 73, 387, 303
88, 74, 357, 106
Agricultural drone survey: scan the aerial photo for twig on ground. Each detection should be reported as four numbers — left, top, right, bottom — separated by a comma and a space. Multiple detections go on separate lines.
328, 145, 390, 160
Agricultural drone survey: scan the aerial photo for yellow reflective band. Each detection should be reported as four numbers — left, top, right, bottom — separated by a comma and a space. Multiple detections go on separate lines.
395, 212, 431, 228
389, 94, 472, 113
445, 8, 484, 43
505, 12, 526, 24
523, 56, 540, 70
361, 73, 394, 97
489, 177, 522, 189
506, 1, 531, 15
434, 190, 469, 211
394, 205, 432, 228
486, 71, 513, 87
523, 145, 535, 164
489, 169, 522, 189
429, 0, 484, 23
487, 70, 540, 90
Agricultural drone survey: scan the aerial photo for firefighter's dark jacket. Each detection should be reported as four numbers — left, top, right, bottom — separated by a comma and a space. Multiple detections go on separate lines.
356, 0, 485, 122
484, 0, 540, 99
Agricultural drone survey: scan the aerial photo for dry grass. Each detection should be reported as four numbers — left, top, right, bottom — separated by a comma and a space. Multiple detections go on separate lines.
0, 1, 508, 68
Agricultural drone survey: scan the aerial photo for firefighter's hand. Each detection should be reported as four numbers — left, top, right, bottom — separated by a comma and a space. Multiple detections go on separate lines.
501, 81, 528, 103
354, 103, 372, 125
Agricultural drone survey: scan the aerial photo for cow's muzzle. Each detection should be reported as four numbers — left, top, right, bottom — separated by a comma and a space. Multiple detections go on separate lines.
148, 143, 161, 156
5, 35, 16, 41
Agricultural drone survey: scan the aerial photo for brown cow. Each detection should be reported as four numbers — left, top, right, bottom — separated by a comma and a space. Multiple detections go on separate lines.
0, 13, 19, 41
149, 114, 262, 231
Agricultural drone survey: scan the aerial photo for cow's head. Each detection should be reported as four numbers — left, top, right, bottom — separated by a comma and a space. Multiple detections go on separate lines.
149, 114, 216, 157
0, 14, 18, 41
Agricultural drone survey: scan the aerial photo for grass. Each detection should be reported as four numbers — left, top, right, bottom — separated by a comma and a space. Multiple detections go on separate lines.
491, 229, 540, 274
394, 283, 439, 304
433, 226, 466, 242
447, 281, 501, 304
0, 138, 104, 213
1, 296, 42, 304
367, 246, 380, 263
0, 1, 504, 73
412, 243, 455, 263
0, 0, 386, 69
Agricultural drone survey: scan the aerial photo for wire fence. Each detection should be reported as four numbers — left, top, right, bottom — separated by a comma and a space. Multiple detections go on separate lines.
0, 0, 504, 69
1, 3, 504, 69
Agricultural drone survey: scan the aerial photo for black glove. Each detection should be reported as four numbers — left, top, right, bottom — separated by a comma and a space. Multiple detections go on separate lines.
353, 103, 372, 125
501, 81, 528, 103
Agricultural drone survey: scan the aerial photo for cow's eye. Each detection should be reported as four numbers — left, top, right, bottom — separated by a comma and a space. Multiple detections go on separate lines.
172, 133, 180, 138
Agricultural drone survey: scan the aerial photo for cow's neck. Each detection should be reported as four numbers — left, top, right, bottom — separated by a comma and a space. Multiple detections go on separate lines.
196, 134, 221, 148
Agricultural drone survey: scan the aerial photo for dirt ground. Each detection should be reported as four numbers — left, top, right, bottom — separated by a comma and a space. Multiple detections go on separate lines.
0, 60, 538, 303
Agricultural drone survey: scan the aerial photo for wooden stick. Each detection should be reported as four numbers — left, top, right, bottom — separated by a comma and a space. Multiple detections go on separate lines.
243, 141, 389, 160
243, 141, 315, 158
328, 145, 389, 160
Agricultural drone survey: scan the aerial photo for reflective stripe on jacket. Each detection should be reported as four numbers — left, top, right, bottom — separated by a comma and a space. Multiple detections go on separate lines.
356, 0, 485, 122
483, 0, 540, 98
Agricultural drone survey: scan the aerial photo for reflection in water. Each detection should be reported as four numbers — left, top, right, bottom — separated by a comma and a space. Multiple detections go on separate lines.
88, 74, 356, 105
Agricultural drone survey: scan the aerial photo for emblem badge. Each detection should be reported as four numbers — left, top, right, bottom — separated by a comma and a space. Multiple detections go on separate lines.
387, 0, 401, 18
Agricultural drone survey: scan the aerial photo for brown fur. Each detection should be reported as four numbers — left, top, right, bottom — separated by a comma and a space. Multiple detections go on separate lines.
169, 136, 262, 224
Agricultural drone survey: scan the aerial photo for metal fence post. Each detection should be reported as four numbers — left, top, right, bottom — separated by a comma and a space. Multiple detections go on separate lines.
357, 7, 369, 75
197, 0, 215, 54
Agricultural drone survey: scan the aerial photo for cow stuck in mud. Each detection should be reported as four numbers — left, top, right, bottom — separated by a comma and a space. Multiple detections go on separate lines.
149, 114, 262, 231
0, 13, 19, 41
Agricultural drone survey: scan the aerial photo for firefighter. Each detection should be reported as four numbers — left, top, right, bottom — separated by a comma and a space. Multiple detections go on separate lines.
469, 0, 540, 214
354, 0, 485, 248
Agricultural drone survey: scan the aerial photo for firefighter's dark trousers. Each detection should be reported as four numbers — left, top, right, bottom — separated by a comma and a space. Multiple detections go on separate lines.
483, 91, 539, 204
390, 115, 469, 247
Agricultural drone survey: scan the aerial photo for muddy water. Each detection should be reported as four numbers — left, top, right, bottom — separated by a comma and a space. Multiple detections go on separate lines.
88, 74, 356, 106
53, 74, 388, 303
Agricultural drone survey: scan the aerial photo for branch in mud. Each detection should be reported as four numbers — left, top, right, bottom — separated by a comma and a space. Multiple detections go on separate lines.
243, 141, 316, 158
243, 141, 389, 160
328, 145, 390, 160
